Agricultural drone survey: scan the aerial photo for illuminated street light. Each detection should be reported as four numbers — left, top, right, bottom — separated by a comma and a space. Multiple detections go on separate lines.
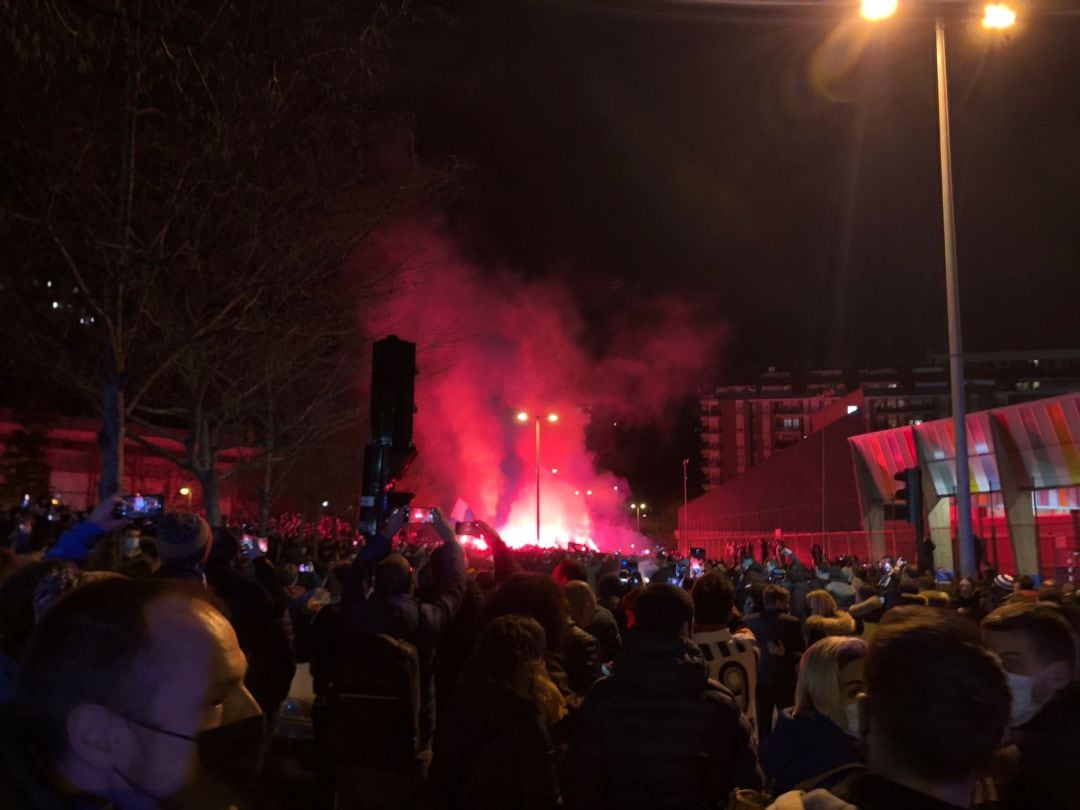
631, 502, 647, 533
861, 0, 898, 21
179, 486, 192, 509
516, 411, 559, 543
860, 0, 1019, 577
982, 3, 1016, 28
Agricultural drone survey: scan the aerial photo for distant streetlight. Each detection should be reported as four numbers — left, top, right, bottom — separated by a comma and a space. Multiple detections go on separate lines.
516, 411, 559, 544
179, 486, 192, 509
863, 0, 1015, 576
630, 502, 647, 533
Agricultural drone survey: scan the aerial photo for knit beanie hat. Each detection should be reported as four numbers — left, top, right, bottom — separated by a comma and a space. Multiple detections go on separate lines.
993, 573, 1015, 594
157, 512, 213, 565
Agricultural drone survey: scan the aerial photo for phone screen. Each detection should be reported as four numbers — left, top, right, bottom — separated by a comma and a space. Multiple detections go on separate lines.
409, 508, 435, 524
118, 494, 165, 520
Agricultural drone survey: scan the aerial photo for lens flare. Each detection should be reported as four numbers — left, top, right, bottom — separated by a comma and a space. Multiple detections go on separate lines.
982, 3, 1016, 29
860, 0, 898, 21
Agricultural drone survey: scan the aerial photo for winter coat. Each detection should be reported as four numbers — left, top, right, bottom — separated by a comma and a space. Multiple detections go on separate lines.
339, 540, 467, 747
805, 612, 856, 645
564, 631, 762, 810
432, 682, 559, 810
1003, 680, 1080, 810
832, 772, 966, 810
761, 709, 863, 796
743, 609, 804, 691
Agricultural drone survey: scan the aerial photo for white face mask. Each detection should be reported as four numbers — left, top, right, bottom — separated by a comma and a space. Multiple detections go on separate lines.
844, 701, 861, 738
1006, 671, 1041, 727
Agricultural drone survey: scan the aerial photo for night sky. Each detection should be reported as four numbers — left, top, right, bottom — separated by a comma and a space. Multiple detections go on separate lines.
398, 0, 1080, 372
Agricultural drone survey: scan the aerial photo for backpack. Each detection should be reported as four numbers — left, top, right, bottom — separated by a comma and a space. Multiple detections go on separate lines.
325, 632, 421, 768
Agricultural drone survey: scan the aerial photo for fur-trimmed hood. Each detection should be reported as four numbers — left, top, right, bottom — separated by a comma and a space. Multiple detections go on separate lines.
805, 611, 856, 637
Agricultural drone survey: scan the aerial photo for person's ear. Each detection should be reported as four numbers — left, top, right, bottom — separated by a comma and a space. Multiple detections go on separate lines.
67, 704, 134, 770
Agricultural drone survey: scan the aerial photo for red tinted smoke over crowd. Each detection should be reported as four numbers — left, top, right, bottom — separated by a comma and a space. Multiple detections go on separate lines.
362, 220, 725, 552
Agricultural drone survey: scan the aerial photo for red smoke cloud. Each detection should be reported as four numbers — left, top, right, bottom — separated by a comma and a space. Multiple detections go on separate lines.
359, 219, 726, 551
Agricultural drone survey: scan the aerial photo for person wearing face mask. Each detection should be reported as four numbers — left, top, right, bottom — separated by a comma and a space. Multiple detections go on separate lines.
827, 607, 1010, 810
0, 576, 263, 810
760, 637, 867, 796
982, 601, 1079, 810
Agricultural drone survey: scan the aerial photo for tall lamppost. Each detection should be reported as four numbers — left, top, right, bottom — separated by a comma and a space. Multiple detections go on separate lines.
630, 502, 648, 533
517, 411, 559, 544
682, 458, 689, 547
179, 486, 192, 510
862, 0, 1015, 577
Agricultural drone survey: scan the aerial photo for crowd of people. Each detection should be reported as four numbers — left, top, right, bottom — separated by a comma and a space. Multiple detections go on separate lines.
1, 497, 1079, 809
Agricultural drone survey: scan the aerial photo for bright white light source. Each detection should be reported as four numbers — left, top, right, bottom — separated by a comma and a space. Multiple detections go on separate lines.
516, 411, 529, 422
321, 500, 329, 508
982, 3, 1016, 28
847, 405, 859, 414
861, 0, 898, 20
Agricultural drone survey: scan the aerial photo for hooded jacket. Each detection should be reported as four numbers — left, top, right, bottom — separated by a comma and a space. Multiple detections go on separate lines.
805, 612, 856, 645
564, 632, 762, 810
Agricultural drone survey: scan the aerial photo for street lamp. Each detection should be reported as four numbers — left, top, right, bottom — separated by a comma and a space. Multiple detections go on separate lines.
517, 411, 559, 544
630, 502, 647, 533
863, 1, 1014, 577
682, 458, 689, 547
179, 486, 192, 509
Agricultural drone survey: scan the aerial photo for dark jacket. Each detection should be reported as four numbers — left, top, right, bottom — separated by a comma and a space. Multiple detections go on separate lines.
0, 709, 114, 810
1003, 680, 1080, 810
564, 632, 762, 810
743, 609, 804, 691
560, 622, 602, 697
206, 558, 296, 715
832, 771, 965, 810
338, 539, 467, 747
433, 683, 559, 810
586, 604, 623, 664
760, 708, 862, 795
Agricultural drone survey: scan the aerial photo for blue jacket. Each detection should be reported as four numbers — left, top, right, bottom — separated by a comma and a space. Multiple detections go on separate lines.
44, 522, 103, 565
761, 707, 862, 795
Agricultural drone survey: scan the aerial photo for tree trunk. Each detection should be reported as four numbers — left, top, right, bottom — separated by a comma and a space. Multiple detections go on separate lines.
201, 467, 220, 527
98, 372, 125, 500
258, 450, 272, 536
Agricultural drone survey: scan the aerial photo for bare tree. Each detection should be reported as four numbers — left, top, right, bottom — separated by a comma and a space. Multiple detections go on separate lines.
1, 0, 454, 512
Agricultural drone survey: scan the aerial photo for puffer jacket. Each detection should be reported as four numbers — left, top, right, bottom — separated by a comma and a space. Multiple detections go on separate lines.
564, 631, 762, 810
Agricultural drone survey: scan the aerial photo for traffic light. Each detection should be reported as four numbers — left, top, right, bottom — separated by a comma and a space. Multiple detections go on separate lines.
893, 467, 922, 525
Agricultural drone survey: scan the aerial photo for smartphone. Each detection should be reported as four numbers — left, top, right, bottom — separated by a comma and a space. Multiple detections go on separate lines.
114, 494, 165, 520
408, 507, 435, 524
689, 547, 706, 578
455, 521, 482, 536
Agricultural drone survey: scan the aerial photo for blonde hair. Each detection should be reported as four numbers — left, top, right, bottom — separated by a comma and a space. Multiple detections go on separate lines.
807, 589, 838, 617
793, 636, 867, 718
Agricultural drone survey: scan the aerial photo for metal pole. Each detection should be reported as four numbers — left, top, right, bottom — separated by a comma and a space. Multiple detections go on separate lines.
535, 416, 541, 545
682, 458, 689, 545
936, 18, 975, 578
